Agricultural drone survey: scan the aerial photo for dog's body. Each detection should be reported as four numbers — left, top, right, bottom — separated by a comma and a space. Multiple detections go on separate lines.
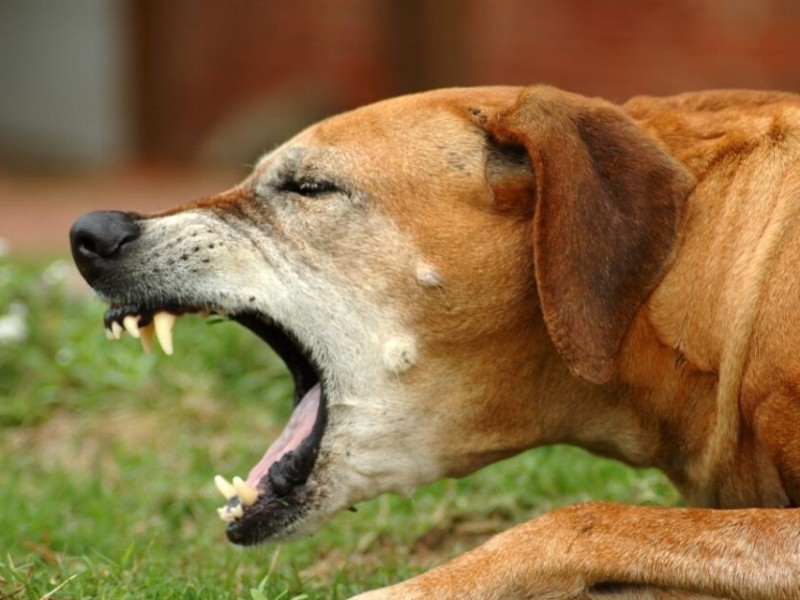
70, 86, 800, 598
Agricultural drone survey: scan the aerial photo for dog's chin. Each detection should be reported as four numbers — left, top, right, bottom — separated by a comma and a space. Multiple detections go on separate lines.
101, 302, 331, 545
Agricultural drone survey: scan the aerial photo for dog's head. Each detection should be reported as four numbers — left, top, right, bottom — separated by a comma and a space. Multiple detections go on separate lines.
70, 86, 693, 544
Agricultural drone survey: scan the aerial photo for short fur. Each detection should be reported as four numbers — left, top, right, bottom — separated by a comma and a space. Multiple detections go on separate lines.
71, 86, 800, 599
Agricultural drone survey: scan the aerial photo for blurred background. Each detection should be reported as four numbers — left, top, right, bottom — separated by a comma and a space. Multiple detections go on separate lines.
1, 2, 800, 596
2, 0, 800, 255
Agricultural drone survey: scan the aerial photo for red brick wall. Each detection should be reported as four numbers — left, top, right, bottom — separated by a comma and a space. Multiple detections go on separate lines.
134, 0, 392, 158
466, 0, 800, 99
133, 0, 800, 160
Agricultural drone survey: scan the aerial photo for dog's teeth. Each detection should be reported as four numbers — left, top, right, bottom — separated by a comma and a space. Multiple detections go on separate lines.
105, 327, 114, 340
214, 475, 237, 501
122, 315, 141, 338
217, 506, 236, 523
232, 476, 258, 506
139, 323, 154, 353
153, 312, 176, 355
216, 502, 244, 523
111, 321, 124, 340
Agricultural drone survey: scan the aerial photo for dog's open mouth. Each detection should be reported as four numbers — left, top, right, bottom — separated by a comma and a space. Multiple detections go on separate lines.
102, 304, 327, 545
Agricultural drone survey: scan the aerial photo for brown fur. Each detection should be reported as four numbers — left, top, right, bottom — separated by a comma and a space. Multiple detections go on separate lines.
72, 85, 800, 598
347, 87, 800, 598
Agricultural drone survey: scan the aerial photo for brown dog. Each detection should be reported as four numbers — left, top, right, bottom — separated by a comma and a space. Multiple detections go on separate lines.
70, 86, 800, 599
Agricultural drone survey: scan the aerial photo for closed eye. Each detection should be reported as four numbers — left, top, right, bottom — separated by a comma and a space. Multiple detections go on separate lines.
278, 178, 341, 198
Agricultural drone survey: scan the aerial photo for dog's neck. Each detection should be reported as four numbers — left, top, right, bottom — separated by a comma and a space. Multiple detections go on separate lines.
462, 283, 793, 509
519, 310, 789, 509
423, 288, 758, 507
594, 90, 800, 509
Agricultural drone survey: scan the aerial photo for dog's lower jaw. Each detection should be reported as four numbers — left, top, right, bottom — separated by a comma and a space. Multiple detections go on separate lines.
221, 390, 327, 544
219, 378, 455, 544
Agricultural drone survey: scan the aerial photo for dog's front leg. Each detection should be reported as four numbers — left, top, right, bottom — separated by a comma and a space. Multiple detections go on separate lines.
351, 507, 586, 600
350, 503, 800, 600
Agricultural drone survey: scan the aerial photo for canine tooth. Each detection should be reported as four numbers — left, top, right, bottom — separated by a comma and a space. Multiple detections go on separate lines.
111, 321, 124, 340
214, 475, 237, 501
105, 327, 114, 340
231, 504, 244, 518
232, 476, 258, 506
122, 315, 141, 338
153, 312, 176, 355
139, 324, 154, 353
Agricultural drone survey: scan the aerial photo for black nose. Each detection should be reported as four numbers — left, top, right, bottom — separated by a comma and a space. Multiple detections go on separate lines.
69, 211, 141, 285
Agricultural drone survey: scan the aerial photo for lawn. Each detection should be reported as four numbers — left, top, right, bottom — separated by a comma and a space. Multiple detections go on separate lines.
0, 252, 680, 599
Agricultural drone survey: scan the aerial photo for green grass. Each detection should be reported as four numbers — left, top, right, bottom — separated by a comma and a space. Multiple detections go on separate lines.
0, 254, 680, 599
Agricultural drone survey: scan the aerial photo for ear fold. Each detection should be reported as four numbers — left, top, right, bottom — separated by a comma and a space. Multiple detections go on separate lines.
485, 86, 694, 384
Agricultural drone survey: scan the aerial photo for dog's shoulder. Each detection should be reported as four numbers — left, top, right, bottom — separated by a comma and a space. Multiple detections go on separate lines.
622, 89, 800, 174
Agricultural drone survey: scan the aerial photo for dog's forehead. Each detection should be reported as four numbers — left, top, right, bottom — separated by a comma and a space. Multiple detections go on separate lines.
255, 87, 522, 176
312, 86, 522, 146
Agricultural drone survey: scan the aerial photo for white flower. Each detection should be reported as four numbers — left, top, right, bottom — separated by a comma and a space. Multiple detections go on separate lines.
0, 311, 27, 344
42, 259, 70, 286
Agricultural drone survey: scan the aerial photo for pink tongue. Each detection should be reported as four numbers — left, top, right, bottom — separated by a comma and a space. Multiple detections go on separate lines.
245, 384, 321, 488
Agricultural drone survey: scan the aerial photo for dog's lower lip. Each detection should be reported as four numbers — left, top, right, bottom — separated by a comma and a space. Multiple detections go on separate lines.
216, 383, 328, 545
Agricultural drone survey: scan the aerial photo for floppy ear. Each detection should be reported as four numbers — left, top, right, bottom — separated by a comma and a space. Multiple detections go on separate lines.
485, 86, 694, 384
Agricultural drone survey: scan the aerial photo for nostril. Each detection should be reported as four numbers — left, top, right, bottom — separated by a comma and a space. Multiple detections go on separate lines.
75, 226, 136, 258
70, 211, 140, 257
74, 231, 98, 256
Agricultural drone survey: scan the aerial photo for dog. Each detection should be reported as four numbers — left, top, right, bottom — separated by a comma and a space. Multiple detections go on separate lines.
69, 85, 800, 599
